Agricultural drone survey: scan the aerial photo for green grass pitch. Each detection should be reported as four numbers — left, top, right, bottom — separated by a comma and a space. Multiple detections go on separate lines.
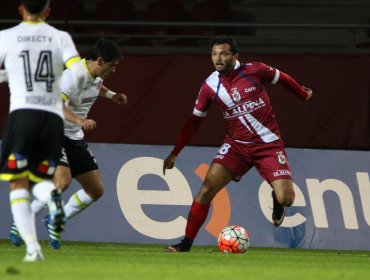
0, 240, 369, 280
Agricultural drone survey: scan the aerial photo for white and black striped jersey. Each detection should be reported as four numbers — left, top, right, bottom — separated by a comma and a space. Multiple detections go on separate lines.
0, 21, 80, 118
61, 59, 103, 140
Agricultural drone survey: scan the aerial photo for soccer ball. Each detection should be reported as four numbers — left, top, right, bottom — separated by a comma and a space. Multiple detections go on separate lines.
217, 225, 250, 253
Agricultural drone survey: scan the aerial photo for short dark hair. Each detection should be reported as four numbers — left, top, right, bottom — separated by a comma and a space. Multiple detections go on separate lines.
21, 0, 49, 15
211, 36, 238, 54
88, 38, 122, 62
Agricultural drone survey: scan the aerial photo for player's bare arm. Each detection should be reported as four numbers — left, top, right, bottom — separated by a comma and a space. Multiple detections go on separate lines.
62, 104, 96, 130
99, 85, 128, 105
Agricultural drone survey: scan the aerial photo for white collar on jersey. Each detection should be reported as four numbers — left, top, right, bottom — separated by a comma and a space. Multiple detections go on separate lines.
234, 60, 241, 70
81, 59, 102, 83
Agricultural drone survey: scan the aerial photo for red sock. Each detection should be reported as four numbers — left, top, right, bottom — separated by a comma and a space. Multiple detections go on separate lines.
185, 201, 211, 240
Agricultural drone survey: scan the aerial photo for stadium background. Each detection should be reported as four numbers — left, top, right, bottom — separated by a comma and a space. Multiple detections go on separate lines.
0, 0, 370, 250
0, 0, 369, 149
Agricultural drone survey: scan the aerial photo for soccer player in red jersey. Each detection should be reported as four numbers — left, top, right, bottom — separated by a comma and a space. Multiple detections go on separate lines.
163, 36, 313, 252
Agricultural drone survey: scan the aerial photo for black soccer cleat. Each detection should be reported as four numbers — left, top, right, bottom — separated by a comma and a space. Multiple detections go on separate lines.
165, 237, 193, 252
272, 190, 285, 227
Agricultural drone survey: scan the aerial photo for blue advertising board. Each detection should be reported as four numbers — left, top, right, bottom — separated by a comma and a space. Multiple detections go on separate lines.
0, 144, 369, 250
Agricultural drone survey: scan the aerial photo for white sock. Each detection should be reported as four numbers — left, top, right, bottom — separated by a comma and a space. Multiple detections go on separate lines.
10, 189, 40, 254
64, 189, 94, 220
32, 181, 56, 204
30, 199, 46, 215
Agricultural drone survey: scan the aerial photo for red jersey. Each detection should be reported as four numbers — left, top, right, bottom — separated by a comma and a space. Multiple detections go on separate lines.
193, 61, 282, 144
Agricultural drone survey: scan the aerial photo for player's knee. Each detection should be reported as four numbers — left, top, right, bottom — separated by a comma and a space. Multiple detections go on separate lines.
279, 188, 295, 206
197, 183, 218, 203
54, 175, 72, 192
87, 184, 104, 200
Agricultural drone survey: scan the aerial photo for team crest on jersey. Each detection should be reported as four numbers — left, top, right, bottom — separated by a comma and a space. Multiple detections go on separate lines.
277, 151, 286, 165
231, 87, 241, 103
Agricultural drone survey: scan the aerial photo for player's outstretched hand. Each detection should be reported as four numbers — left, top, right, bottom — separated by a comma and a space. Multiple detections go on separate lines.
163, 154, 177, 175
80, 119, 96, 130
302, 86, 313, 101
112, 93, 128, 105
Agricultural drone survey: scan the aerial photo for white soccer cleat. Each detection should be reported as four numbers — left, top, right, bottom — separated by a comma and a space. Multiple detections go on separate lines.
23, 251, 44, 262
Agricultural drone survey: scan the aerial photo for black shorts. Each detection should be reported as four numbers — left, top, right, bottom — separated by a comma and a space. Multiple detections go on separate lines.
0, 109, 64, 182
59, 136, 98, 178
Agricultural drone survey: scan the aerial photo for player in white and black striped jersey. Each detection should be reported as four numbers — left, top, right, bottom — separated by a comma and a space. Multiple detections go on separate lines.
0, 0, 89, 262
46, 38, 127, 249
8, 38, 127, 250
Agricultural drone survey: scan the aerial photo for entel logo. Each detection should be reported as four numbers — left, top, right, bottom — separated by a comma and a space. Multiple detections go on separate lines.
116, 157, 370, 240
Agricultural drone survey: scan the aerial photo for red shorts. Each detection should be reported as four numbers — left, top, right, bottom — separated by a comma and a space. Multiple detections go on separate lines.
212, 138, 292, 183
